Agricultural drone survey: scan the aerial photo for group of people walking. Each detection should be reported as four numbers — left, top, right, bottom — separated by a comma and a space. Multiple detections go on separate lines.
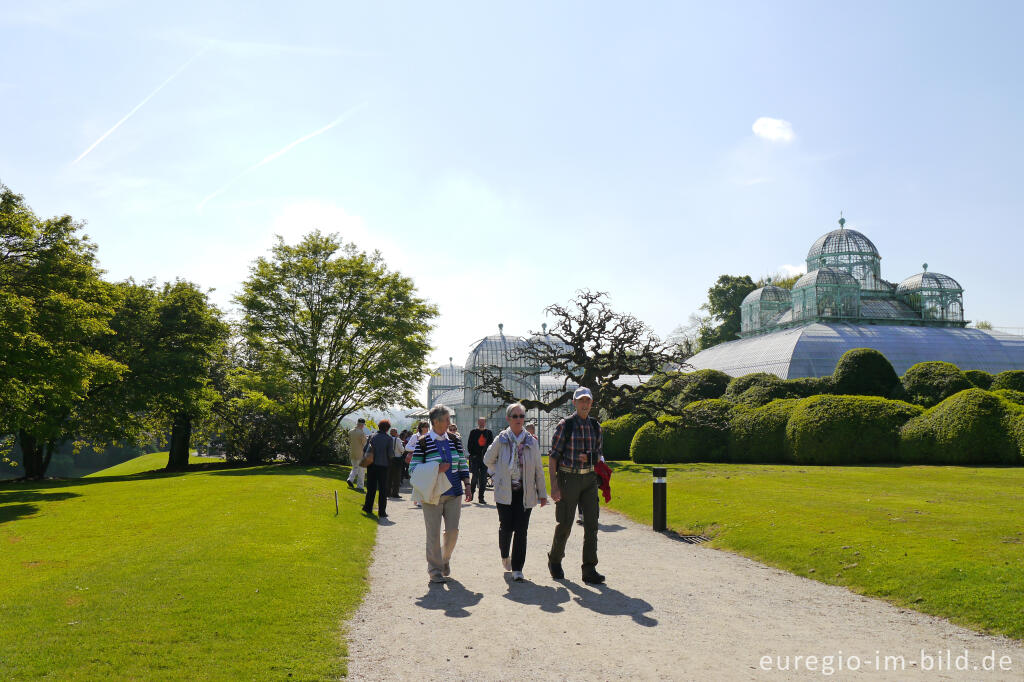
346, 386, 606, 585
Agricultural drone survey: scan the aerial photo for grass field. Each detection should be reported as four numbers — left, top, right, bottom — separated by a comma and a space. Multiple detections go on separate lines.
605, 462, 1024, 640
85, 451, 222, 477
0, 460, 377, 680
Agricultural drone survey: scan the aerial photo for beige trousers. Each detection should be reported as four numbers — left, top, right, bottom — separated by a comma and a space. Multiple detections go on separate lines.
422, 494, 462, 578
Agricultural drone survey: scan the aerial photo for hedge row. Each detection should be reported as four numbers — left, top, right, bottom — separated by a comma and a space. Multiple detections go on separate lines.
626, 389, 1023, 466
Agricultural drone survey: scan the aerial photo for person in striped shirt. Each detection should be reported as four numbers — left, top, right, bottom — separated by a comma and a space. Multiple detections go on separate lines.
410, 403, 472, 583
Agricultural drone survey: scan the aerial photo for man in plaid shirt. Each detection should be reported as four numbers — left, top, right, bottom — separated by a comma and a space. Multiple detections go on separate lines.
547, 386, 606, 584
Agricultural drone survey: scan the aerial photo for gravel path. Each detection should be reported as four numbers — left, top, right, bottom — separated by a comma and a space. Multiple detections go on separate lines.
344, 487, 1023, 680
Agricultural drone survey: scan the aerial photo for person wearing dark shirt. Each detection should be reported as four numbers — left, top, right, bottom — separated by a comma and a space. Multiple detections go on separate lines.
547, 387, 606, 584
467, 417, 494, 504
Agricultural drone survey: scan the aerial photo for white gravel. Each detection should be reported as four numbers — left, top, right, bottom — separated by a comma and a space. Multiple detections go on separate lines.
343, 489, 1023, 681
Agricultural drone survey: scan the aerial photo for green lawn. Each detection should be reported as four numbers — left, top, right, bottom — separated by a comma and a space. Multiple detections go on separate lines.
0, 461, 377, 680
85, 451, 222, 477
605, 462, 1024, 640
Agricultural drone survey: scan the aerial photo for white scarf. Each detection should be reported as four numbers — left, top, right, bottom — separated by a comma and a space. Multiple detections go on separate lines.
506, 429, 527, 483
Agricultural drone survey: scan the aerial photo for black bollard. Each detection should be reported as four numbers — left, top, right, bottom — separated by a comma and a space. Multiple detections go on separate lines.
653, 467, 667, 531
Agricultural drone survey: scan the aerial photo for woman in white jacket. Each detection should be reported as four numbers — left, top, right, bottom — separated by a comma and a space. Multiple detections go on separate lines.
483, 402, 548, 582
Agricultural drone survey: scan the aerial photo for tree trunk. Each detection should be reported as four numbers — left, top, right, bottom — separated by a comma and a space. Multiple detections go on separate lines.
18, 430, 45, 480
166, 413, 191, 471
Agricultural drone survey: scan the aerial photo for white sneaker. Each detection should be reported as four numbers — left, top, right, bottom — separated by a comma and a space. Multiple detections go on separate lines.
511, 570, 525, 582
502, 556, 511, 571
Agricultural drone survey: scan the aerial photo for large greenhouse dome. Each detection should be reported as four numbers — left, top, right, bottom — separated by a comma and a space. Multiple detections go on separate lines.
687, 217, 1024, 378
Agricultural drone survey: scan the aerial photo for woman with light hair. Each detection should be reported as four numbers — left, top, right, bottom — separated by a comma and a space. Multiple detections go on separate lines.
483, 403, 548, 582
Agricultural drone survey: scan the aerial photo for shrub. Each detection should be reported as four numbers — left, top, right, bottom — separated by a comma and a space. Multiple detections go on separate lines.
630, 399, 738, 463
728, 398, 800, 463
786, 395, 922, 465
993, 389, 1024, 406
630, 416, 683, 464
901, 361, 972, 407
964, 369, 995, 390
601, 413, 649, 460
637, 369, 731, 414
784, 375, 834, 398
832, 348, 901, 397
900, 389, 1021, 465
734, 382, 799, 407
992, 370, 1024, 393
724, 373, 781, 400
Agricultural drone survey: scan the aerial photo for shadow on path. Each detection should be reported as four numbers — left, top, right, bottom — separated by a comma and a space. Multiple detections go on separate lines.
415, 579, 483, 618
598, 523, 626, 532
562, 580, 658, 627
502, 577, 571, 613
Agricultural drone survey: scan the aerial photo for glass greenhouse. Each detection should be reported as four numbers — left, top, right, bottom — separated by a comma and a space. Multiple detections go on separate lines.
687, 217, 1022, 378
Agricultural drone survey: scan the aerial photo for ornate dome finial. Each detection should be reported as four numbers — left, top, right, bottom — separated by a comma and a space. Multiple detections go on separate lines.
498, 323, 504, 333
449, 356, 453, 364
922, 263, 928, 272
838, 211, 846, 229
542, 322, 547, 333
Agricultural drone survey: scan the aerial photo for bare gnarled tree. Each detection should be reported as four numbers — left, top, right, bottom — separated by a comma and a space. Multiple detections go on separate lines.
467, 290, 690, 416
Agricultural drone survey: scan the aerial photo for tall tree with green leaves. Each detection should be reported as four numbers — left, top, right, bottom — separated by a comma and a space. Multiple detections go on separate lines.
236, 231, 437, 463
697, 274, 757, 349
0, 185, 124, 479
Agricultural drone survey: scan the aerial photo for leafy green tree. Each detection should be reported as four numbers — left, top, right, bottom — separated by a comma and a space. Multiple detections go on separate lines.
0, 185, 124, 479
697, 274, 757, 349
236, 231, 437, 463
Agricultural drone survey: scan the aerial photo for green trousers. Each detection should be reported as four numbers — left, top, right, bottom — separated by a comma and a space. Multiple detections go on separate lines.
549, 471, 599, 569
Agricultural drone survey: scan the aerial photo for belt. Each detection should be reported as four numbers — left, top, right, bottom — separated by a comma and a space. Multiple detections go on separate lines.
558, 466, 594, 474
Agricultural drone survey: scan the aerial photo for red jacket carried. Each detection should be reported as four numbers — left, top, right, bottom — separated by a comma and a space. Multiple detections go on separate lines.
595, 460, 612, 503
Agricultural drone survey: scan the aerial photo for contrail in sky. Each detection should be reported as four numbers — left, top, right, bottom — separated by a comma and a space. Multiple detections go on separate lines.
72, 47, 208, 165
196, 102, 368, 212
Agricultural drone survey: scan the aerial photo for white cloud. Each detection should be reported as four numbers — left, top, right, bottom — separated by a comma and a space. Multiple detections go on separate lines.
777, 263, 806, 277
752, 117, 795, 143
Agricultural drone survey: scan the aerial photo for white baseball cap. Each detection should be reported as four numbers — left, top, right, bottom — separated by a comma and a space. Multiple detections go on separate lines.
573, 387, 593, 400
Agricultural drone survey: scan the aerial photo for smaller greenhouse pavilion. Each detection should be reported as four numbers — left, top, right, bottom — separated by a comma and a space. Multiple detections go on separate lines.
689, 217, 1024, 378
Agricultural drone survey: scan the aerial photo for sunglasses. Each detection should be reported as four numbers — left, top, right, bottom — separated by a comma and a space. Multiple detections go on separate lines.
509, 414, 526, 419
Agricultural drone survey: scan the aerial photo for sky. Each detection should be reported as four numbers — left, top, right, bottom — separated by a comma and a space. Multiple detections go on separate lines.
3, 1, 1024, 396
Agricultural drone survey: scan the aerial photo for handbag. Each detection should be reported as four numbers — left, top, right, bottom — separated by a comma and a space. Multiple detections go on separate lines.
359, 440, 374, 468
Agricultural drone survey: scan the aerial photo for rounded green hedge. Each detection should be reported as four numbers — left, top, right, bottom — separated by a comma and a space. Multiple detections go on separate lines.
785, 375, 834, 397
734, 382, 799, 407
724, 373, 781, 400
992, 370, 1024, 393
964, 369, 995, 390
601, 413, 649, 460
900, 388, 1022, 465
901, 361, 972, 407
630, 416, 683, 464
728, 398, 800, 463
993, 389, 1024, 406
832, 348, 901, 398
630, 399, 738, 463
786, 395, 923, 465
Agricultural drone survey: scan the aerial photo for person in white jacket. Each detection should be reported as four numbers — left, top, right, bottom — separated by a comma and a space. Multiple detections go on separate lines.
483, 402, 548, 582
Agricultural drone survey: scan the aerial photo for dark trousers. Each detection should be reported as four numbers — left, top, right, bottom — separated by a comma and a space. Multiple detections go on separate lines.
549, 471, 599, 569
387, 458, 404, 497
497, 487, 533, 571
363, 465, 388, 515
469, 456, 487, 501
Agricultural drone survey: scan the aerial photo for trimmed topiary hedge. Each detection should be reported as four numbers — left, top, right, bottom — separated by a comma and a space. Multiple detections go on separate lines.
601, 413, 649, 460
901, 361, 973, 407
832, 348, 901, 398
900, 389, 1022, 465
629, 399, 739, 463
992, 370, 1024, 393
724, 373, 781, 400
993, 389, 1024, 406
785, 375, 834, 397
964, 369, 995, 390
728, 398, 800, 463
639, 369, 732, 414
734, 382, 799, 407
786, 395, 923, 465
630, 416, 683, 464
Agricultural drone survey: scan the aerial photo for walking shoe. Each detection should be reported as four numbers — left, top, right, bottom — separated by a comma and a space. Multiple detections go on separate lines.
356, 487, 365, 493
429, 574, 447, 583
378, 513, 388, 519
547, 555, 564, 579
576, 515, 584, 526
512, 571, 525, 582
478, 497, 485, 504
582, 568, 605, 584
442, 562, 451, 577
347, 480, 354, 489
502, 556, 511, 571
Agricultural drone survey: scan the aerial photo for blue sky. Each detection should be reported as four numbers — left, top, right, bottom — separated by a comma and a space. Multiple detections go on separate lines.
3, 0, 1023, 376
